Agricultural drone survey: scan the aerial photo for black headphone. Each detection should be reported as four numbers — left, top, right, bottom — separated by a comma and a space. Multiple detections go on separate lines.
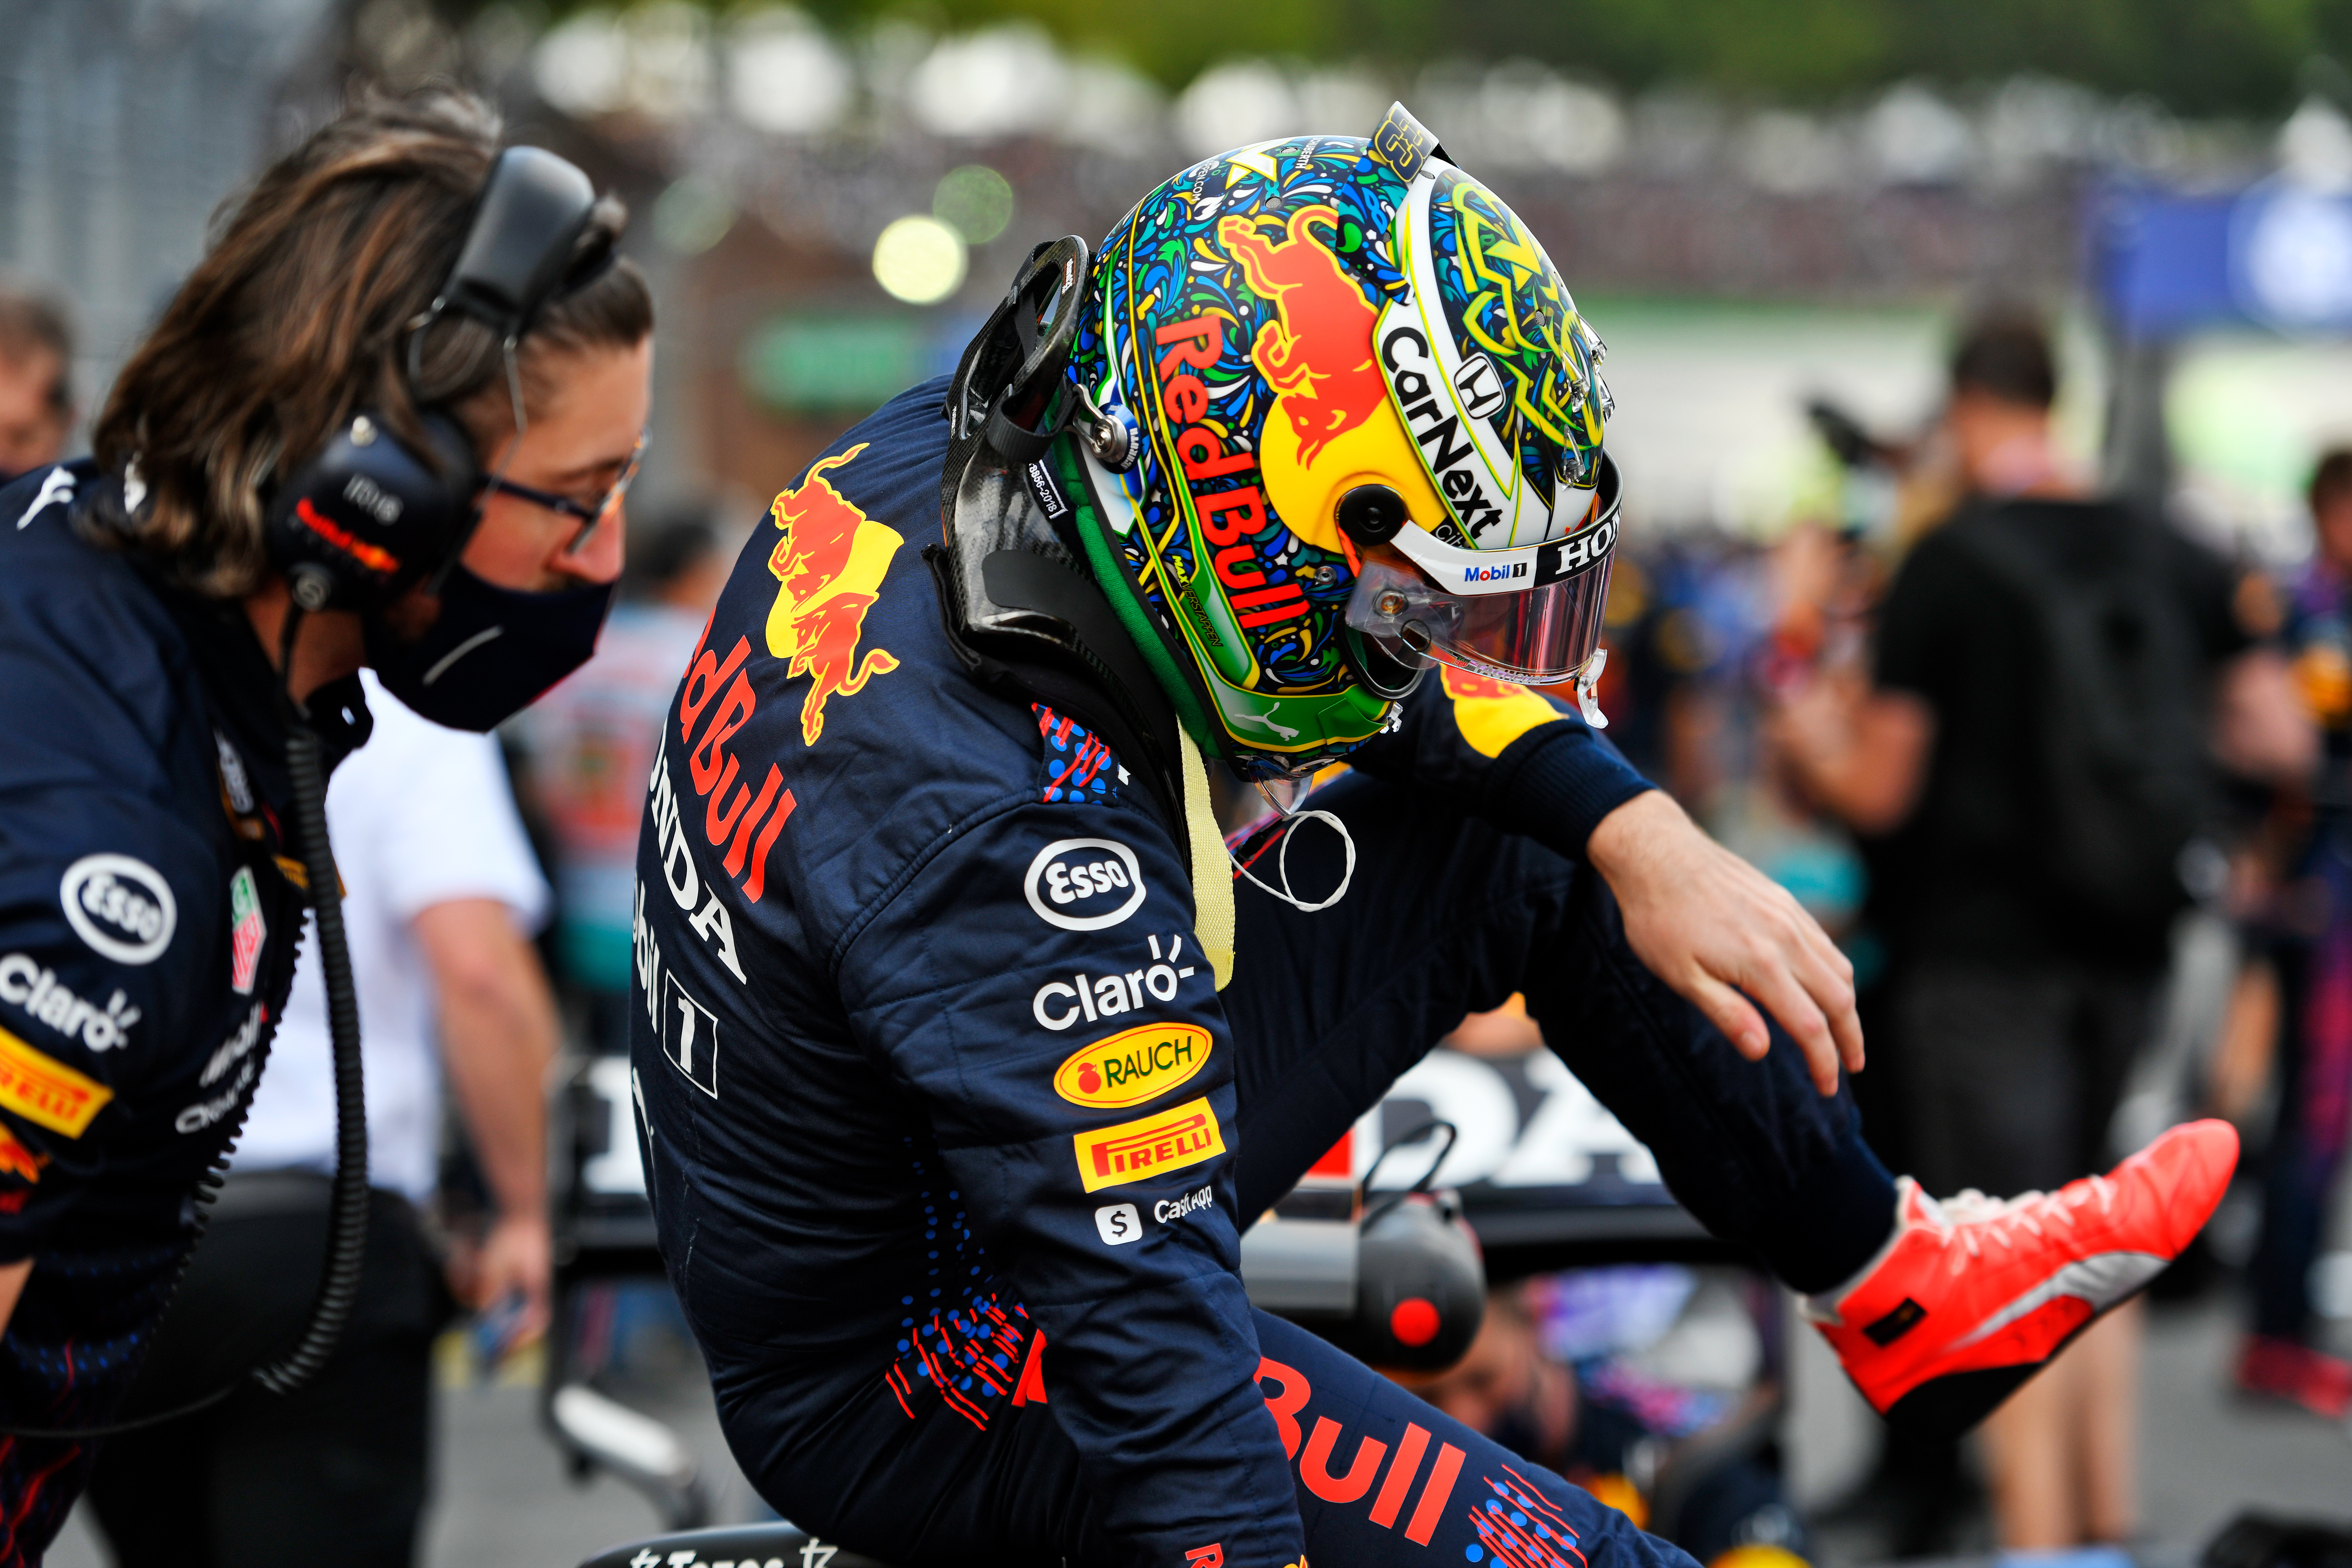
263, 146, 606, 615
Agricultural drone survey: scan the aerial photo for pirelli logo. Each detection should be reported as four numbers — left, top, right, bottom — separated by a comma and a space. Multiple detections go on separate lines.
0, 1024, 113, 1137
1074, 1096, 1225, 1194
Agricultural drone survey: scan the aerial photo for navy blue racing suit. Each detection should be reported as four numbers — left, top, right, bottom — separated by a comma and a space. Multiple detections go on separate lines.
628, 382, 1898, 1568
0, 463, 364, 1564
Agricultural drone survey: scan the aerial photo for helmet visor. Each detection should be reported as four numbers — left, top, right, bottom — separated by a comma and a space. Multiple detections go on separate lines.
1341, 453, 1620, 685
1343, 554, 1612, 683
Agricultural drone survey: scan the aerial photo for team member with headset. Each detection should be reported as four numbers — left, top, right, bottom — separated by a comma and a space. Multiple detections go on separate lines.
0, 89, 648, 1562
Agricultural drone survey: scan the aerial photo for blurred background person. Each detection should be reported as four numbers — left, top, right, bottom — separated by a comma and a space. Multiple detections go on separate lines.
511, 508, 730, 1054
1769, 309, 2307, 1550
1405, 1277, 1809, 1568
0, 279, 73, 481
86, 672, 558, 1568
2231, 447, 2352, 1418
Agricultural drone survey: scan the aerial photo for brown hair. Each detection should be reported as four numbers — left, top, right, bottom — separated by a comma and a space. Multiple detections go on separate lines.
2312, 447, 2352, 516
0, 281, 72, 414
93, 87, 652, 598
1950, 308, 2056, 410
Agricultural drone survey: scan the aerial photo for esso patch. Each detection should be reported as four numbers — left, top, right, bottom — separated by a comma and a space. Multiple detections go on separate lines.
59, 854, 178, 966
1023, 839, 1146, 931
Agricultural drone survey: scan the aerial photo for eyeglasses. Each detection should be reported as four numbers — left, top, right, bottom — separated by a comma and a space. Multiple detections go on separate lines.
483, 426, 648, 555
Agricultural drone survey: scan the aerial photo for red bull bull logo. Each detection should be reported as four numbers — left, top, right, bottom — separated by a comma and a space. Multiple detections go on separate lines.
1219, 205, 1387, 467
765, 445, 903, 746
1194, 205, 1452, 576
1440, 664, 1566, 760
0, 1126, 46, 1186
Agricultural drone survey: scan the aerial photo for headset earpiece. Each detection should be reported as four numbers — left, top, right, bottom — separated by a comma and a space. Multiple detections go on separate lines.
263, 410, 478, 613
266, 144, 602, 613
440, 148, 598, 342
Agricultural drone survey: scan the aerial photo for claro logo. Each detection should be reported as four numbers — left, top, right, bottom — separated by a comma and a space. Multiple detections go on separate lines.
1053, 1023, 1211, 1110
59, 854, 177, 966
1023, 839, 1146, 931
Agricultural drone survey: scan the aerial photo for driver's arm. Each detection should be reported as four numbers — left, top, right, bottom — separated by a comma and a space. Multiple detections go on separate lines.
1350, 669, 1862, 1093
839, 795, 1304, 1568
1346, 665, 1651, 862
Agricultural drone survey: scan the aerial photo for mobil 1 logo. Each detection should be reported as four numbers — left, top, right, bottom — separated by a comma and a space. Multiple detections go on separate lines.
660, 972, 719, 1098
1023, 838, 1146, 931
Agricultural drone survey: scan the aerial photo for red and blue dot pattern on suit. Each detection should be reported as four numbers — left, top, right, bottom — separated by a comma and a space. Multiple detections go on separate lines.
1034, 706, 1124, 806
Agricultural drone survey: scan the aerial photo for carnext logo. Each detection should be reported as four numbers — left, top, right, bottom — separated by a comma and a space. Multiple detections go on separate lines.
1463, 561, 1529, 583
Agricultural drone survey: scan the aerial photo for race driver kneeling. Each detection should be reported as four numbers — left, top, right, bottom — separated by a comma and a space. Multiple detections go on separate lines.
629, 109, 2233, 1568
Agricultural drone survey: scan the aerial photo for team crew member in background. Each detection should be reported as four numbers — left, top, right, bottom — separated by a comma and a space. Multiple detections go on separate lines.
0, 282, 73, 484
0, 88, 648, 1563
1405, 1282, 1809, 1568
631, 111, 2237, 1568
516, 511, 731, 1054
2233, 447, 2352, 1419
86, 670, 558, 1568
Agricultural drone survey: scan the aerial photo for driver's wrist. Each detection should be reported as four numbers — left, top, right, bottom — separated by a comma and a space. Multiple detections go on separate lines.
1585, 787, 1685, 882
1485, 723, 1654, 864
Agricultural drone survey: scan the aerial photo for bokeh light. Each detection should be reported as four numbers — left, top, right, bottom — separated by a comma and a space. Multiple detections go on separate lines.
652, 178, 738, 256
933, 165, 1015, 244
872, 214, 969, 304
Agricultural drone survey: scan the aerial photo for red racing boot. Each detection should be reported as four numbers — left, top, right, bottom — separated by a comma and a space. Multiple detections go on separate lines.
2233, 1335, 2352, 1420
1803, 1119, 2239, 1438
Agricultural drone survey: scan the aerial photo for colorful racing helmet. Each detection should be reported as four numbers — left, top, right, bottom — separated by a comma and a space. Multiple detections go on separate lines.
1057, 104, 1621, 776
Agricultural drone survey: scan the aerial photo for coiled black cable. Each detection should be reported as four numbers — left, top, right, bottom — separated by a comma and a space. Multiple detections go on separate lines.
253, 714, 369, 1394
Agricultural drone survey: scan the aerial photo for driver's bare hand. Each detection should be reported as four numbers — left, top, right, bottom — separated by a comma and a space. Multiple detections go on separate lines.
1585, 790, 1862, 1096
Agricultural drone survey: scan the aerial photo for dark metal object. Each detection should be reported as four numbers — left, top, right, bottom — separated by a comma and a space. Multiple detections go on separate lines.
542, 1054, 712, 1530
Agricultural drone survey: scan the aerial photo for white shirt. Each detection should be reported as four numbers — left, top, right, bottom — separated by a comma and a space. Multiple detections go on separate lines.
233, 672, 551, 1204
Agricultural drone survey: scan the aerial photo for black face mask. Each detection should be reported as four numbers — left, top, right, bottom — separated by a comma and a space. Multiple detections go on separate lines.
366, 564, 613, 732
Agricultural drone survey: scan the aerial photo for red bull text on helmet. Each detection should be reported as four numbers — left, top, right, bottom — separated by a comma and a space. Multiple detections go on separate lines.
1059, 110, 1616, 768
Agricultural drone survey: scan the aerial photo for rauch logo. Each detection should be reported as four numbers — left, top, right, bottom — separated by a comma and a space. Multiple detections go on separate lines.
1054, 1023, 1210, 1110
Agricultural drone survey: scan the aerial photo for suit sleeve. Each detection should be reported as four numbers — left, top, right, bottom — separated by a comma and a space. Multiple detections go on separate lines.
1347, 665, 1654, 861
836, 796, 1304, 1568
0, 782, 221, 1259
